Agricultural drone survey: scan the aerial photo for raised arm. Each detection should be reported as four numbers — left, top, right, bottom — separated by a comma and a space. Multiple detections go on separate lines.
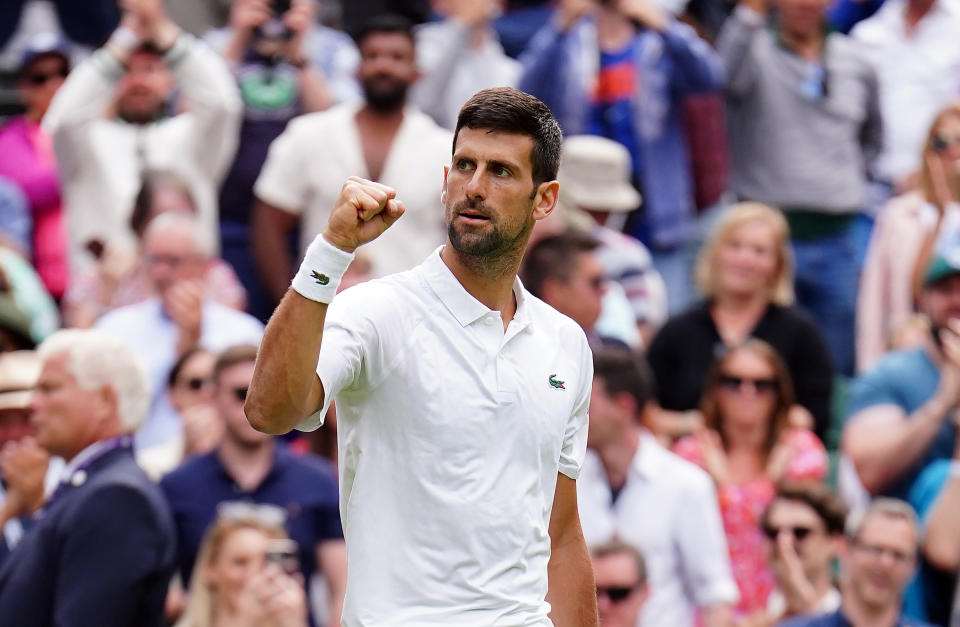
715, 0, 767, 99
244, 177, 405, 434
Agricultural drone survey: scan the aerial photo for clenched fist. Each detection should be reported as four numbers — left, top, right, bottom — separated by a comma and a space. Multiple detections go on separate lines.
322, 177, 406, 253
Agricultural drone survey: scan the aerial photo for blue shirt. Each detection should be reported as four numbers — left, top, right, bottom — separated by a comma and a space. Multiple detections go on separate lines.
779, 607, 933, 627
845, 348, 957, 500
159, 445, 342, 588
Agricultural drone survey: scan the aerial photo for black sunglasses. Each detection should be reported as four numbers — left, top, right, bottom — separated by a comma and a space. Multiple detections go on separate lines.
181, 377, 209, 392
23, 68, 68, 86
717, 375, 778, 393
763, 525, 815, 542
596, 585, 636, 603
232, 386, 249, 403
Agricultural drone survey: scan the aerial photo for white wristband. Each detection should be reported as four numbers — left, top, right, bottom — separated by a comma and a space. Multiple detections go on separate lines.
291, 235, 355, 303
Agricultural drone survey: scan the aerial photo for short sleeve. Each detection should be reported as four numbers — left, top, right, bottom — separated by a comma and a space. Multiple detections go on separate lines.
845, 361, 905, 420
295, 293, 371, 432
253, 117, 312, 214
559, 336, 593, 479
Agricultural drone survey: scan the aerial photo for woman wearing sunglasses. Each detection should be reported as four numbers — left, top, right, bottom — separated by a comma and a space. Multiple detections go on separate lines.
0, 33, 71, 303
673, 339, 828, 617
859, 101, 960, 373
647, 202, 834, 442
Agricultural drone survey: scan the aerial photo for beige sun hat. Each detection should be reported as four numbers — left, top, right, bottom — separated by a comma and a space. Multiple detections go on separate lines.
559, 135, 642, 213
0, 350, 40, 410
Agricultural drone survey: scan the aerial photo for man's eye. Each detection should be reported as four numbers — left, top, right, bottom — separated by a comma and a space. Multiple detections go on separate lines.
494, 167, 510, 177
457, 160, 474, 171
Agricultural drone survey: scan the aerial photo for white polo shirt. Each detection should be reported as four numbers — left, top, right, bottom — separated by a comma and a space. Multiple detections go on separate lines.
298, 248, 593, 626
578, 432, 739, 627
254, 103, 452, 278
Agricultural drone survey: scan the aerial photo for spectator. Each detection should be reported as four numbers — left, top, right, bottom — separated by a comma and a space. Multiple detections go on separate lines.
673, 339, 829, 615
209, 0, 359, 320
0, 178, 30, 256
0, 329, 177, 626
858, 102, 960, 373
844, 244, 960, 501
95, 213, 263, 467
43, 0, 242, 273
591, 540, 650, 627
717, 0, 883, 377
161, 345, 345, 627
252, 13, 451, 303
780, 499, 932, 627
174, 502, 309, 627
62, 170, 247, 329
411, 0, 520, 130
760, 482, 847, 624
578, 347, 738, 626
921, 422, 960, 626
521, 232, 620, 348
519, 0, 724, 311
851, 0, 960, 193
167, 348, 222, 460
0, 33, 70, 301
647, 203, 834, 441
0, 350, 48, 565
557, 135, 668, 346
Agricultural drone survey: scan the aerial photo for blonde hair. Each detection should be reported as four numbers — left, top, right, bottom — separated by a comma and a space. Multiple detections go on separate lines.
919, 101, 960, 209
175, 504, 289, 627
695, 202, 795, 306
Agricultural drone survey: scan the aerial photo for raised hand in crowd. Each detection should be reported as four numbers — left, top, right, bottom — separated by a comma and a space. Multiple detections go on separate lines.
181, 403, 224, 456
447, 0, 501, 29
618, 0, 669, 31
282, 0, 318, 65
165, 278, 207, 356
0, 436, 48, 523
116, 0, 181, 51
935, 318, 960, 411
230, 565, 308, 627
736, 0, 767, 17
556, 0, 597, 31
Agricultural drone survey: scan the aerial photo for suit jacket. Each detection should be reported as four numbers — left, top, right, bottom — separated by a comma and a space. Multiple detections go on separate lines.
0, 445, 176, 627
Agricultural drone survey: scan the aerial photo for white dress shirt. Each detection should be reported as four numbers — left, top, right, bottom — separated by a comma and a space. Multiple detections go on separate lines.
852, 0, 960, 182
299, 248, 592, 626
254, 103, 452, 278
578, 432, 739, 627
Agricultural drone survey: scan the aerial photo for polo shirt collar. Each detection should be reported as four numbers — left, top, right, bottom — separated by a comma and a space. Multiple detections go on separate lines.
631, 430, 664, 480
423, 246, 530, 330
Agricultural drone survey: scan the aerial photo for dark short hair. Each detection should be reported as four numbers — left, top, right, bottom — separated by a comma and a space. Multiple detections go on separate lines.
591, 539, 648, 586
454, 87, 563, 187
351, 13, 415, 48
213, 344, 259, 383
520, 232, 598, 297
130, 169, 195, 236
592, 347, 656, 417
166, 346, 210, 389
762, 481, 848, 536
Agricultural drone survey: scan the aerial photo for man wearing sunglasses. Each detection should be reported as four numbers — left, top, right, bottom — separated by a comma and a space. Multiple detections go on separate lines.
161, 344, 346, 627
780, 498, 932, 627
43, 0, 241, 274
760, 482, 847, 623
592, 541, 649, 627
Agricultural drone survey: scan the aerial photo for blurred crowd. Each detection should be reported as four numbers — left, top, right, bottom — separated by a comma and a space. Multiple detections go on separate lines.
0, 0, 959, 625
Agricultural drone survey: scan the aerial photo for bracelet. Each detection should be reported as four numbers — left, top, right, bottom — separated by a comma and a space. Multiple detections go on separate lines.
291, 235, 355, 304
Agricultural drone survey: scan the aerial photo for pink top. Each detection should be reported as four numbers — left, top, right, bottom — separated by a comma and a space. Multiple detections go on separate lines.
673, 428, 828, 615
0, 117, 69, 299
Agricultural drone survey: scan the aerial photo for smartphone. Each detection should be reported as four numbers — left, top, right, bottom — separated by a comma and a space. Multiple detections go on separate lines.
264, 539, 300, 575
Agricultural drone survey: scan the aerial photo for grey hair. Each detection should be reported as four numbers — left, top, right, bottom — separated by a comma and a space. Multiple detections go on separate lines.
38, 329, 150, 433
846, 498, 921, 546
142, 212, 216, 258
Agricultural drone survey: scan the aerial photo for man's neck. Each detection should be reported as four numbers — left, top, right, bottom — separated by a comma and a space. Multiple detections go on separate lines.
355, 105, 405, 181
841, 594, 901, 627
217, 437, 275, 492
596, 7, 636, 52
905, 0, 936, 33
779, 26, 825, 62
596, 428, 641, 491
440, 243, 525, 327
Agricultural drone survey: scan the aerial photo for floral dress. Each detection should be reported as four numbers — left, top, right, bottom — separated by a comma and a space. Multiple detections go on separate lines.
673, 428, 828, 614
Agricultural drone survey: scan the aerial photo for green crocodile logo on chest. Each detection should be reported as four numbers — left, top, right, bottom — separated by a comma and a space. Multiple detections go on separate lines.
549, 374, 566, 390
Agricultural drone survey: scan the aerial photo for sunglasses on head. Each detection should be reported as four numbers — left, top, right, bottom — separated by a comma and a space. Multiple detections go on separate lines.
763, 524, 815, 541
932, 134, 960, 153
23, 68, 68, 86
596, 585, 636, 603
717, 375, 778, 393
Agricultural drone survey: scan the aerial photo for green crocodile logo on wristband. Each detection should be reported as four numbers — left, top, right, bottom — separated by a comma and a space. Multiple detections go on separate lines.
311, 271, 331, 286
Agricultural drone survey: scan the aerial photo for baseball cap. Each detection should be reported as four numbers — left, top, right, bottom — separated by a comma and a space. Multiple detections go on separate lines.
19, 32, 70, 74
0, 350, 40, 410
559, 135, 642, 213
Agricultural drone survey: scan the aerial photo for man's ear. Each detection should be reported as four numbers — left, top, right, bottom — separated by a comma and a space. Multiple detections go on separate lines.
532, 180, 560, 222
441, 165, 450, 204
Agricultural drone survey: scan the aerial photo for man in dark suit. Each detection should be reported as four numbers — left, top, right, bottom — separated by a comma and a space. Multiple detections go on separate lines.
0, 329, 177, 627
